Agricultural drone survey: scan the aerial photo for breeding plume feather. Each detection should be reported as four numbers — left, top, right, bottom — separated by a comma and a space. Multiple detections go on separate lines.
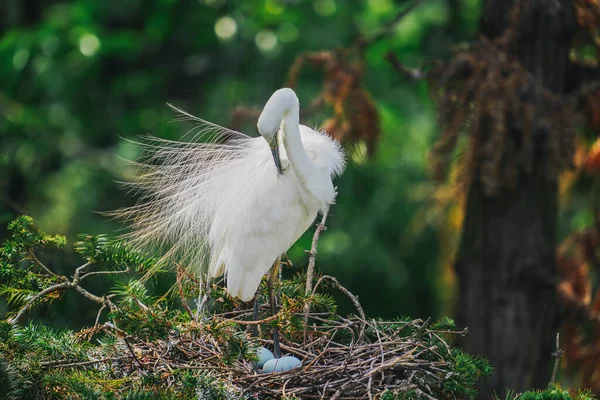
116, 88, 346, 302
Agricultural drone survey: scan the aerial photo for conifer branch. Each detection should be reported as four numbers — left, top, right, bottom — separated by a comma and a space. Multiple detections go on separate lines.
8, 261, 120, 325
8, 282, 73, 325
28, 249, 59, 278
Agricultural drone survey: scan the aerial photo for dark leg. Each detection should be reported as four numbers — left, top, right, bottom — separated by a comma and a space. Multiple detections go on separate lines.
250, 290, 259, 337
268, 258, 281, 358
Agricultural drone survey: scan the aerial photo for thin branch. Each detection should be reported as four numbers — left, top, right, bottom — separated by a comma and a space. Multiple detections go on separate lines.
8, 281, 73, 325
8, 261, 117, 325
217, 307, 289, 326
72, 284, 108, 305
41, 356, 131, 369
74, 262, 92, 280
304, 205, 330, 343
358, 0, 425, 49
549, 332, 562, 387
385, 52, 427, 80
80, 268, 130, 281
176, 266, 195, 321
312, 275, 367, 340
306, 205, 331, 296
95, 304, 107, 326
28, 249, 59, 278
124, 336, 146, 371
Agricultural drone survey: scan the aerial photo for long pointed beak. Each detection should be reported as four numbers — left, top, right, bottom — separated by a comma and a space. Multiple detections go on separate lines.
269, 135, 283, 175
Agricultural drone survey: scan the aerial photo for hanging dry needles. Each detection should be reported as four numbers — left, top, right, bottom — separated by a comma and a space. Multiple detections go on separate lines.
230, 2, 430, 160
286, 49, 380, 159
428, 1, 577, 196
557, 214, 600, 395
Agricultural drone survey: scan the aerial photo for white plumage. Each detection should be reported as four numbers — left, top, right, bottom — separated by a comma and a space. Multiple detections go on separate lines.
118, 88, 345, 301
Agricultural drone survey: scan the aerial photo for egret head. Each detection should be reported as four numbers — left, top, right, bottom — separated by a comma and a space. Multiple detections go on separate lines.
258, 88, 299, 175
257, 116, 283, 175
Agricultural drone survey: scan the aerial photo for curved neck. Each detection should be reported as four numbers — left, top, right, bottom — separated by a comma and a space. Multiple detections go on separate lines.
280, 107, 318, 188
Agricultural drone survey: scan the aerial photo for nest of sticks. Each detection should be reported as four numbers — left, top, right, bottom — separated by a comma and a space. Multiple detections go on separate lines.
70, 274, 469, 400
26, 210, 479, 399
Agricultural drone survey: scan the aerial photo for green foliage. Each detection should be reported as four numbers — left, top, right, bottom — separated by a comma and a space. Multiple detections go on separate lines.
108, 280, 179, 340
432, 316, 456, 330
501, 386, 596, 400
443, 349, 493, 399
75, 234, 155, 272
0, 356, 34, 400
1, 215, 66, 275
0, 216, 69, 319
0, 216, 491, 399
380, 389, 419, 399
0, 0, 479, 326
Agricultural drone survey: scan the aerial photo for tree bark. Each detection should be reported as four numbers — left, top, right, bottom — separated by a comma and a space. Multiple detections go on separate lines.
455, 0, 575, 397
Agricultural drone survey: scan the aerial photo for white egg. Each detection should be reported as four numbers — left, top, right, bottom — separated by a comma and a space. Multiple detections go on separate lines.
256, 347, 275, 368
262, 356, 302, 373
279, 356, 302, 369
263, 358, 289, 373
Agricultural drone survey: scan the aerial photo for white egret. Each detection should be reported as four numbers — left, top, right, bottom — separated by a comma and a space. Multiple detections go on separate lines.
117, 87, 345, 358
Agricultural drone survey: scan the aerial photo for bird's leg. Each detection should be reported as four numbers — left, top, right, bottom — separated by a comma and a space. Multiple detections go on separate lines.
249, 290, 260, 338
195, 279, 212, 320
268, 258, 281, 358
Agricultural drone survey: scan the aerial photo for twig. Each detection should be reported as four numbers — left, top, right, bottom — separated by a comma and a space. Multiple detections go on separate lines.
95, 304, 107, 326
216, 305, 297, 326
41, 356, 131, 369
312, 275, 367, 340
358, 0, 425, 48
124, 336, 145, 371
549, 332, 562, 387
8, 282, 72, 324
73, 283, 108, 305
28, 249, 59, 278
304, 205, 331, 343
305, 206, 330, 296
367, 358, 376, 400
8, 262, 117, 325
176, 266, 195, 321
74, 262, 92, 280
385, 52, 427, 80
80, 268, 129, 281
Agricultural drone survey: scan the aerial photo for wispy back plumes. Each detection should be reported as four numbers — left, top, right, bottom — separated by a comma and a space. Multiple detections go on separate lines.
109, 106, 265, 281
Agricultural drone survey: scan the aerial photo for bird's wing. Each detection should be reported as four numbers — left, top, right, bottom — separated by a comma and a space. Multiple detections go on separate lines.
208, 156, 318, 301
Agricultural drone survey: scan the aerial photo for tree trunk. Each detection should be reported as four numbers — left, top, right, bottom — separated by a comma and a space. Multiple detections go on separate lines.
455, 0, 575, 397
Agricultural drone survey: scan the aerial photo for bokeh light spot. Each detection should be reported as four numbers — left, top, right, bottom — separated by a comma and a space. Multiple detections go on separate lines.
351, 142, 368, 165
201, 0, 224, 6
215, 16, 237, 40
79, 34, 100, 57
255, 30, 277, 52
278, 23, 299, 43
368, 0, 393, 14
313, 0, 336, 16
265, 0, 285, 15
13, 49, 29, 70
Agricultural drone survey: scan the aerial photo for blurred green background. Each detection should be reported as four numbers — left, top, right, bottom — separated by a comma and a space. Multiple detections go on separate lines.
0, 0, 482, 329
